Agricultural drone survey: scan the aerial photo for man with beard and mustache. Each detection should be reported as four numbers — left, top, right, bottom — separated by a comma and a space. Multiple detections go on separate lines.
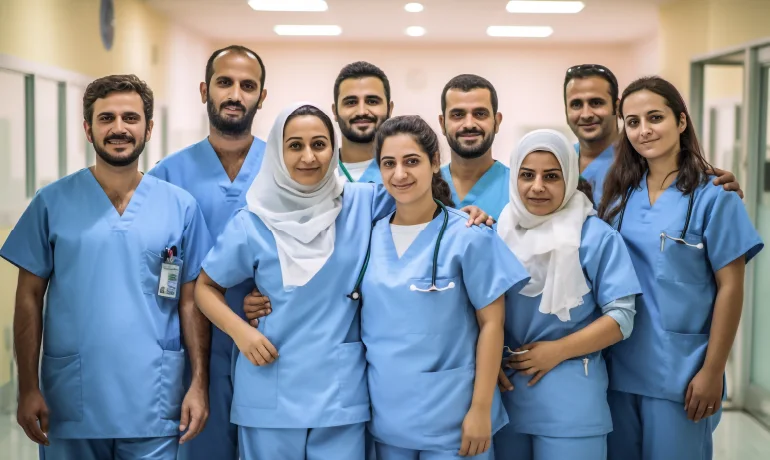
148, 45, 268, 460
2, 75, 212, 459
332, 61, 393, 183
438, 74, 509, 220
564, 64, 742, 204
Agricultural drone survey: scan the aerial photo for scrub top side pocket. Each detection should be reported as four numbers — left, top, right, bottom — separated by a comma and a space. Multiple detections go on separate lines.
335, 342, 369, 408
232, 353, 278, 409
159, 349, 185, 420
420, 364, 475, 438
41, 354, 84, 422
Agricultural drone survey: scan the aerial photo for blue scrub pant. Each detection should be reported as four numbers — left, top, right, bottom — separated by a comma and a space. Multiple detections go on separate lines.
238, 423, 365, 460
40, 436, 178, 460
375, 442, 493, 460
177, 374, 238, 460
493, 423, 606, 460
607, 390, 717, 460
366, 430, 378, 459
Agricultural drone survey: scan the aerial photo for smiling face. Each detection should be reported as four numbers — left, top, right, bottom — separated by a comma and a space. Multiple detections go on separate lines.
203, 50, 266, 136
282, 115, 334, 186
517, 150, 566, 216
440, 88, 500, 159
333, 77, 391, 144
622, 89, 686, 163
378, 133, 438, 206
565, 76, 617, 145
85, 91, 152, 167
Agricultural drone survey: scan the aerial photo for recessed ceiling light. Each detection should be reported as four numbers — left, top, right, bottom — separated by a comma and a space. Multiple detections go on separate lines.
274, 25, 342, 36
405, 3, 424, 13
506, 1, 584, 14
486, 26, 554, 38
249, 0, 328, 12
406, 26, 426, 37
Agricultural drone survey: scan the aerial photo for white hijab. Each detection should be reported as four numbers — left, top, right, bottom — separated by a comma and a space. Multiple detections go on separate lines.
497, 129, 596, 321
245, 102, 344, 289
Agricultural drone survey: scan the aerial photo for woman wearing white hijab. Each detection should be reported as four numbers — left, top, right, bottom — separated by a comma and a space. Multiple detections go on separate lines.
493, 129, 641, 460
194, 102, 395, 460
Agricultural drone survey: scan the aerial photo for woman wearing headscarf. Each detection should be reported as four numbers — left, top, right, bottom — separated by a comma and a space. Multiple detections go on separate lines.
493, 129, 641, 460
193, 102, 392, 460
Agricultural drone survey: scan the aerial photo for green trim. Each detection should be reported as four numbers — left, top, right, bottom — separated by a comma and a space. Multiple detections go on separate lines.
57, 81, 67, 178
24, 75, 35, 197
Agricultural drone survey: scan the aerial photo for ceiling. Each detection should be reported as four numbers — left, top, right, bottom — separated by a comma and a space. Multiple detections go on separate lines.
147, 0, 665, 45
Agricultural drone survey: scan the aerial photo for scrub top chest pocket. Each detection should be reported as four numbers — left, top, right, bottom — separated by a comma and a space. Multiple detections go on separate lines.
403, 276, 465, 334
655, 227, 711, 285
142, 244, 184, 299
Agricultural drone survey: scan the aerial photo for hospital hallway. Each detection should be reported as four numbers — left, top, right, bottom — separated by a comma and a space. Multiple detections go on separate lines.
0, 410, 769, 459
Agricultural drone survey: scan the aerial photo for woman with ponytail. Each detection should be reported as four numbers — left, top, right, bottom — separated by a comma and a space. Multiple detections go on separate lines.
359, 115, 530, 459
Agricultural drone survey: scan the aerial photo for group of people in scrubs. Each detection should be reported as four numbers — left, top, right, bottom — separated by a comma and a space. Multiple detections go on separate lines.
1, 41, 763, 460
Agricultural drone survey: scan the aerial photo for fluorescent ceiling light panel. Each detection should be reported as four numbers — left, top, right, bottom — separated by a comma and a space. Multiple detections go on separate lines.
405, 3, 424, 13
249, 0, 328, 12
506, 1, 584, 14
273, 25, 342, 36
406, 26, 426, 36
486, 26, 553, 37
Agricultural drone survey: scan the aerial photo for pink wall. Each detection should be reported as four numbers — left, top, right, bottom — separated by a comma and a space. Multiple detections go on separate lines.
225, 41, 660, 163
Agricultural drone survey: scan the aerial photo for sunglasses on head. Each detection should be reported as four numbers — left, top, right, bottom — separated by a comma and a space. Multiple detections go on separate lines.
565, 64, 618, 87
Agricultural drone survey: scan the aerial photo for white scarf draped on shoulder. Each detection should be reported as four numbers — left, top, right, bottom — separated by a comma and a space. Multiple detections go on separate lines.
496, 129, 596, 321
245, 102, 344, 289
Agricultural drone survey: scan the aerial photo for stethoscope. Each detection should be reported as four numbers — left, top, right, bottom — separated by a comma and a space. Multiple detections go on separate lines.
347, 199, 455, 301
616, 187, 703, 251
338, 158, 356, 183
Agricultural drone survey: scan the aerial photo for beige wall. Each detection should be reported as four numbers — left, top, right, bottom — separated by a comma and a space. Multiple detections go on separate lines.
660, 0, 770, 99
0, 230, 14, 387
0, 0, 173, 98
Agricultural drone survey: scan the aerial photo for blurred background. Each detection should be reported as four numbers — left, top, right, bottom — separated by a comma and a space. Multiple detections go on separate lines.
2, 1, 770, 458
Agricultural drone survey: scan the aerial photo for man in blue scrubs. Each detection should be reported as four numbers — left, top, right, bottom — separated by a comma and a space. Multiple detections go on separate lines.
333, 61, 393, 184
3, 75, 212, 459
148, 45, 267, 460
563, 64, 742, 204
563, 64, 620, 205
438, 74, 509, 220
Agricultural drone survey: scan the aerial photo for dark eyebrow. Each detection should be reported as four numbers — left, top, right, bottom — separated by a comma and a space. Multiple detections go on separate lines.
545, 168, 562, 173
341, 95, 359, 102
286, 137, 303, 142
646, 109, 664, 115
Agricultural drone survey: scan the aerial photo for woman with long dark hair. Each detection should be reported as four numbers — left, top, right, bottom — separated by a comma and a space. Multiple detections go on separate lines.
598, 77, 763, 460
359, 115, 529, 459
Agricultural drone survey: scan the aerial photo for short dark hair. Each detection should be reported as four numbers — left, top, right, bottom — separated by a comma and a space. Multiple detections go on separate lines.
83, 74, 153, 125
333, 61, 391, 105
205, 45, 266, 90
441, 74, 499, 115
375, 115, 455, 208
285, 105, 336, 152
563, 64, 619, 111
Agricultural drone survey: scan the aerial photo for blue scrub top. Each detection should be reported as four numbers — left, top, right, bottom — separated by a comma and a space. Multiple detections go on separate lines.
0, 169, 212, 439
608, 174, 763, 403
148, 137, 266, 376
361, 207, 530, 451
575, 143, 614, 206
502, 216, 641, 438
201, 183, 394, 429
337, 152, 384, 185
441, 161, 510, 221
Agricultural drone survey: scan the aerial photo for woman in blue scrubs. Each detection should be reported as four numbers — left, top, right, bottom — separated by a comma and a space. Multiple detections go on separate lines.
492, 129, 641, 460
359, 115, 530, 459
193, 102, 390, 460
598, 76, 764, 460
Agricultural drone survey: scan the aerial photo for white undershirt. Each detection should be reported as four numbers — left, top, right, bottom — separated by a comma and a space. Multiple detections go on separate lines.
390, 222, 429, 258
339, 159, 373, 181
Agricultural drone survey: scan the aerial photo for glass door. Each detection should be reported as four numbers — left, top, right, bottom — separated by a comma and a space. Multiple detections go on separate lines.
746, 59, 770, 428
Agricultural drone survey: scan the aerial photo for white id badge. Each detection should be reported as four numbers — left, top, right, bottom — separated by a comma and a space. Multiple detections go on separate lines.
158, 259, 183, 299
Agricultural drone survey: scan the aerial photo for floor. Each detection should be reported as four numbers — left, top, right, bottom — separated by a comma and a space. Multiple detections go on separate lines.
1, 410, 769, 459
